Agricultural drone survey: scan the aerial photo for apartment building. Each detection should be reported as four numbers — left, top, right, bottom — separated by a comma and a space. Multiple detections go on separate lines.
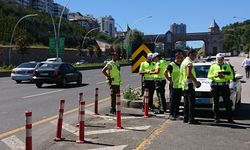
68, 12, 99, 29
97, 16, 115, 37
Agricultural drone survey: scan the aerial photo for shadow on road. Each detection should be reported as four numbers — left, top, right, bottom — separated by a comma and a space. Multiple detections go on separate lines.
234, 103, 250, 120
193, 103, 250, 129
40, 83, 89, 89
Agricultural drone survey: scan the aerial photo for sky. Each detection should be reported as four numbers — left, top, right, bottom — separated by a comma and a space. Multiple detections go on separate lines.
55, 0, 250, 48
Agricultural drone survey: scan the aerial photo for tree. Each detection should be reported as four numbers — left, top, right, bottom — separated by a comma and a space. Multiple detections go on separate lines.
124, 29, 144, 58
14, 30, 29, 61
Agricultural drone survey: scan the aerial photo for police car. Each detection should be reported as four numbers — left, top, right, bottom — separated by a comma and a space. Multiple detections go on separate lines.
194, 62, 242, 111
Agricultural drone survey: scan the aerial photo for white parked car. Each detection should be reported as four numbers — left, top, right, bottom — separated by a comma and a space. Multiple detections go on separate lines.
193, 62, 242, 111
45, 57, 62, 62
11, 61, 41, 83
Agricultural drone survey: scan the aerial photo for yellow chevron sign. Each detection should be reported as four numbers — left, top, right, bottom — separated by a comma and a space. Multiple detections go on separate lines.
131, 44, 153, 73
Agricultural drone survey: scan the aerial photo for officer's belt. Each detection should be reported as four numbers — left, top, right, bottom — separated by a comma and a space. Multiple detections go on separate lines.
144, 79, 154, 81
211, 82, 229, 86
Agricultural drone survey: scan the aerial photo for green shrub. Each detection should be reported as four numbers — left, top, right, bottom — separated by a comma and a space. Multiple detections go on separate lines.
123, 87, 140, 101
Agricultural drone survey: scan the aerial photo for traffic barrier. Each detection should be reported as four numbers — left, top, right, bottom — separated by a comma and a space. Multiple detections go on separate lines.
53, 99, 65, 141
25, 111, 32, 150
76, 93, 83, 127
76, 100, 85, 144
116, 93, 123, 129
144, 88, 149, 118
94, 88, 99, 115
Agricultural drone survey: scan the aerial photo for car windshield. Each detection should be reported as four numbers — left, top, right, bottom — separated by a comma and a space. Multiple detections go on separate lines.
39, 63, 61, 69
194, 65, 210, 78
17, 62, 38, 68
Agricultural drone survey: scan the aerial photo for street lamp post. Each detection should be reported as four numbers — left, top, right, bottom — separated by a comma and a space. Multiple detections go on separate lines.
81, 27, 100, 50
50, 14, 57, 48
57, 0, 71, 60
126, 15, 152, 59
133, 15, 152, 29
154, 34, 161, 44
8, 13, 38, 65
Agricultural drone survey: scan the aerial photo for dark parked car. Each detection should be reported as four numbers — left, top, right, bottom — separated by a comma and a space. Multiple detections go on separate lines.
33, 62, 82, 88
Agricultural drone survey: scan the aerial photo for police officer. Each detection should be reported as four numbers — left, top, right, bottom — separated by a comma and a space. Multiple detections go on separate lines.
139, 53, 156, 110
207, 53, 234, 123
180, 49, 201, 124
152, 52, 169, 114
102, 52, 122, 114
165, 51, 183, 120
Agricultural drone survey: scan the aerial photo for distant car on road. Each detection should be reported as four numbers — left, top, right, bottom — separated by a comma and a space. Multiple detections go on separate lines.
33, 62, 82, 88
11, 61, 41, 83
194, 62, 242, 111
75, 60, 87, 65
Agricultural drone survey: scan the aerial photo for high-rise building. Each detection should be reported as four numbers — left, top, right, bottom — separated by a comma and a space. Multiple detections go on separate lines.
170, 23, 187, 48
32, 0, 55, 14
97, 16, 115, 37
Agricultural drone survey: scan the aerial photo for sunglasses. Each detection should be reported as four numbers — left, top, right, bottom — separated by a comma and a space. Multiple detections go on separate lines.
217, 58, 224, 61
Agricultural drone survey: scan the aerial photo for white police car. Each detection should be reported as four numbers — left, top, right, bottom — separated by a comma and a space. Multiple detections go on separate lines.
194, 62, 242, 111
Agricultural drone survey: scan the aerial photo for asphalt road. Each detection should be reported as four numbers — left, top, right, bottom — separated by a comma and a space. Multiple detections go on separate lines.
1, 57, 250, 150
0, 66, 141, 133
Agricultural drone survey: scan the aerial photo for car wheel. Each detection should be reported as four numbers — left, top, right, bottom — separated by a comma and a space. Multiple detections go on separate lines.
77, 76, 82, 85
16, 80, 22, 83
60, 78, 67, 87
36, 83, 43, 88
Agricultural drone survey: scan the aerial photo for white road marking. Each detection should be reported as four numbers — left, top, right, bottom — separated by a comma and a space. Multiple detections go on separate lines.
85, 109, 141, 120
50, 120, 150, 136
88, 145, 127, 150
85, 125, 151, 135
22, 90, 64, 99
96, 81, 106, 85
1, 135, 25, 150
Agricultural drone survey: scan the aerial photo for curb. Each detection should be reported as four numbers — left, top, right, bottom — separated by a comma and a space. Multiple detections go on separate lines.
121, 99, 143, 109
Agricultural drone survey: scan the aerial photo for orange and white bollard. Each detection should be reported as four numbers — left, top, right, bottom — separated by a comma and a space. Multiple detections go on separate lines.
25, 111, 32, 150
116, 93, 123, 129
144, 88, 149, 118
77, 92, 83, 127
94, 88, 99, 115
76, 100, 85, 144
53, 99, 65, 141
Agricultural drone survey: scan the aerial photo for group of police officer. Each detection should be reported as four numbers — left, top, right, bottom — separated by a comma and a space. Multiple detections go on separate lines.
102, 50, 235, 124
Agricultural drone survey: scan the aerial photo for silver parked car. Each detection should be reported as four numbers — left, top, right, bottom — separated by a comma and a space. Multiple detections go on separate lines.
11, 61, 41, 83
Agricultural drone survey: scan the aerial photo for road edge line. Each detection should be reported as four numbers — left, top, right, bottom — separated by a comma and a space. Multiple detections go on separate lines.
134, 119, 171, 150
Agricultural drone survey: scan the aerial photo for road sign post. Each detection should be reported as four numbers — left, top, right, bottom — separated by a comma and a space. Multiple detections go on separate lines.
49, 37, 56, 54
